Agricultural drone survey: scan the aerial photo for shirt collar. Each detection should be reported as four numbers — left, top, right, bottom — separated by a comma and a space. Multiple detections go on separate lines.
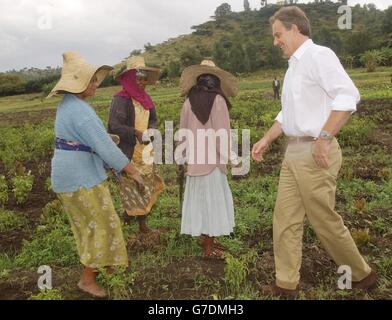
291, 38, 313, 61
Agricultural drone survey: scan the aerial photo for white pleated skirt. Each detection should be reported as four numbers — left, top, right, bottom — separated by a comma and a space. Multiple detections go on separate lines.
181, 168, 235, 237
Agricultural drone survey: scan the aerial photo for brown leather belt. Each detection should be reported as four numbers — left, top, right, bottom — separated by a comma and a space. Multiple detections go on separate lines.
287, 136, 317, 143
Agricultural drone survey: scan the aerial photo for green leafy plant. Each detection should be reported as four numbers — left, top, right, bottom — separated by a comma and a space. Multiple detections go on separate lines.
0, 175, 8, 207
11, 171, 34, 204
30, 289, 64, 300
0, 209, 28, 232
97, 267, 138, 300
224, 254, 248, 296
15, 225, 78, 268
41, 200, 68, 228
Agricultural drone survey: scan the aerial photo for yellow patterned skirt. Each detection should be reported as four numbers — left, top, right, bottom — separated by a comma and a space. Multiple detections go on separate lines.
58, 182, 128, 268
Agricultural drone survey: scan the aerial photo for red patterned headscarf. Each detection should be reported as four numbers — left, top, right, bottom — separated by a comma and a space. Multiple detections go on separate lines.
115, 70, 155, 110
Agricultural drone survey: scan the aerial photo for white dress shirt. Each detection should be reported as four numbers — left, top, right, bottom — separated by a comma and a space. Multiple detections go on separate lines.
275, 39, 360, 137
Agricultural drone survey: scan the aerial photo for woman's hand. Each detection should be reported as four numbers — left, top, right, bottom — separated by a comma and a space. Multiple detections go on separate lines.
109, 134, 120, 145
123, 163, 145, 188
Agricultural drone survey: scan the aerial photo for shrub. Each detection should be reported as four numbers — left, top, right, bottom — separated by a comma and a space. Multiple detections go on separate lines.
0, 209, 28, 232
30, 289, 64, 300
12, 171, 34, 205
0, 175, 8, 207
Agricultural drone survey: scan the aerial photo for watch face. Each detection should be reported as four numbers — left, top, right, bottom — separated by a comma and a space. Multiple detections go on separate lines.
320, 131, 333, 140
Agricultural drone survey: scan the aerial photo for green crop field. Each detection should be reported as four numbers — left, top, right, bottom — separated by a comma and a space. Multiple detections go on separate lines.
0, 67, 391, 300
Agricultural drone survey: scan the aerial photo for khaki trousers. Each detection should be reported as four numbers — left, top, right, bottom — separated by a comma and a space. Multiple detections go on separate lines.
273, 138, 371, 290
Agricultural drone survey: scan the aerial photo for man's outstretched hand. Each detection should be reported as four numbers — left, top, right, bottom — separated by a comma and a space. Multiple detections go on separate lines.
252, 138, 269, 162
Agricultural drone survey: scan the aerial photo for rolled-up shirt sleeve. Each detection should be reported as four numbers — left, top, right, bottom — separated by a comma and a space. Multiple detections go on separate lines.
275, 110, 283, 124
313, 48, 360, 113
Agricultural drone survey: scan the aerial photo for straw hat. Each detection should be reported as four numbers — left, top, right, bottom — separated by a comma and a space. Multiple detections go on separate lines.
112, 56, 161, 85
180, 60, 239, 97
47, 51, 113, 98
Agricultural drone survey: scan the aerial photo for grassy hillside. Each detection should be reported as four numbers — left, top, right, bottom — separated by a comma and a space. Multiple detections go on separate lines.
141, 2, 391, 75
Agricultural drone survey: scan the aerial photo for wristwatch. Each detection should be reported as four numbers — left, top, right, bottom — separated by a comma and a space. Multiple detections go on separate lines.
318, 130, 334, 141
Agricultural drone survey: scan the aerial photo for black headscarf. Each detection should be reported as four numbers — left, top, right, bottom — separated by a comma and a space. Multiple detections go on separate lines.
187, 74, 232, 125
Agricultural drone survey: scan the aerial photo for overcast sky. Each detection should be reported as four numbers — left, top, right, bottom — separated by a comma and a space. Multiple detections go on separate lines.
0, 0, 390, 72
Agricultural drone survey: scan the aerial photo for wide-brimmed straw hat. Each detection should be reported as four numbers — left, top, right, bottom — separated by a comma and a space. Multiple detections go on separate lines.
180, 60, 239, 97
47, 51, 113, 98
112, 56, 161, 85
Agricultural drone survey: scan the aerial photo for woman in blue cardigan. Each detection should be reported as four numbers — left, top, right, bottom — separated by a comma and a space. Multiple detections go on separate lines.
49, 52, 143, 298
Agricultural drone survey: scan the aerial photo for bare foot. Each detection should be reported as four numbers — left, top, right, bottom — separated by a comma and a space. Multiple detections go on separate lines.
202, 236, 224, 259
138, 217, 151, 234
203, 248, 224, 259
139, 223, 151, 234
77, 281, 107, 299
198, 235, 225, 251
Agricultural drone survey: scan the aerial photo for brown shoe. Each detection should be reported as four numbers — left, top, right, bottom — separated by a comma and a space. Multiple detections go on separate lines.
261, 284, 298, 298
352, 271, 378, 291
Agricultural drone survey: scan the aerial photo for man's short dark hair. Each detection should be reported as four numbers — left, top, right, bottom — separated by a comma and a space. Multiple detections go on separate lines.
270, 6, 311, 37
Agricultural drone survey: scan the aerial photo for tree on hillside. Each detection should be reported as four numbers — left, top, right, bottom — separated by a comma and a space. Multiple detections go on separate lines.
227, 45, 250, 74
341, 54, 355, 69
265, 45, 286, 69
167, 61, 181, 78
244, 0, 251, 11
129, 50, 142, 57
313, 27, 343, 54
144, 43, 153, 52
180, 49, 203, 67
382, 6, 392, 35
215, 3, 232, 17
212, 38, 230, 71
244, 41, 263, 71
344, 31, 375, 56
0, 74, 27, 96
361, 50, 382, 72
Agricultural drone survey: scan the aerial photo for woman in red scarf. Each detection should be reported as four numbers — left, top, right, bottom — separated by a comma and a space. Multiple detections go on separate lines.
108, 56, 164, 233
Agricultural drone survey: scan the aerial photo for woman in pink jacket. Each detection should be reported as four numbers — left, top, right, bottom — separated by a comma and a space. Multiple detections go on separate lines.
178, 60, 239, 258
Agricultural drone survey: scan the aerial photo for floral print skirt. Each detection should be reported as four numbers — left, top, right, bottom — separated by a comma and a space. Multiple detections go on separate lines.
58, 182, 128, 268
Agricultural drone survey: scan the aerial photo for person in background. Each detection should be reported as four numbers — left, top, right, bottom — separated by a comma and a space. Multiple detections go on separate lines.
273, 76, 280, 100
49, 51, 143, 298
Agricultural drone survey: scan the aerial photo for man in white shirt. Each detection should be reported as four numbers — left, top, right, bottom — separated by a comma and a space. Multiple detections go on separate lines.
252, 6, 378, 297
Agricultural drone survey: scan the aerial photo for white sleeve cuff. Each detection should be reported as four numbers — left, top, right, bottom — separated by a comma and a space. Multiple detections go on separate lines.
275, 111, 283, 124
331, 94, 358, 113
